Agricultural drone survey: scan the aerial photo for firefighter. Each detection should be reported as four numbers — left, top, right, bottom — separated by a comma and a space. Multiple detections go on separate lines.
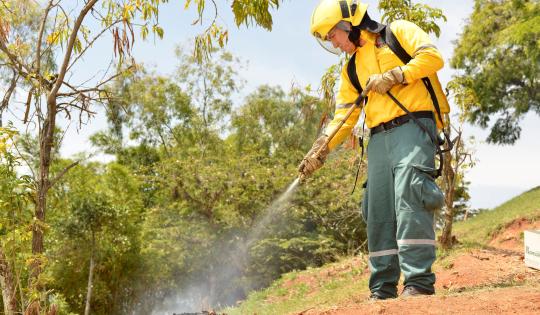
299, 0, 448, 299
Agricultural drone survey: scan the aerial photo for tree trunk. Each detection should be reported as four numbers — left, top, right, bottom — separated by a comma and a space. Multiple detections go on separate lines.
84, 234, 95, 315
439, 128, 462, 249
440, 148, 456, 248
30, 96, 57, 284
26, 95, 57, 315
30, 0, 99, 286
0, 246, 18, 315
440, 203, 455, 249
0, 70, 18, 127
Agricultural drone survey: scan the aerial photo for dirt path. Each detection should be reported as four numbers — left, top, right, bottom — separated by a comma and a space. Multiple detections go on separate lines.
296, 218, 540, 315
306, 287, 540, 315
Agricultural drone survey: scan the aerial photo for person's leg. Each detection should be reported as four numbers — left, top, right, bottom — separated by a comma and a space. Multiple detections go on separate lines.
363, 131, 400, 299
389, 118, 444, 294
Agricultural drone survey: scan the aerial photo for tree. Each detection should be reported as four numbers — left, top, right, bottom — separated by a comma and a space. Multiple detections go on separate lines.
67, 195, 116, 315
0, 0, 286, 311
99, 66, 366, 309
191, 0, 283, 62
0, 1, 48, 127
450, 0, 539, 144
0, 126, 39, 315
0, 4, 167, 309
438, 125, 475, 249
176, 47, 244, 135
47, 161, 146, 314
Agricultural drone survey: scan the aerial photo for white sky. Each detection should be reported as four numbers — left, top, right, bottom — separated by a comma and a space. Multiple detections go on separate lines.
13, 0, 539, 210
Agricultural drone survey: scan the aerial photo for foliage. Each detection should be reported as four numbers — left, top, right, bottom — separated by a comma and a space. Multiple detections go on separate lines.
47, 161, 146, 314
176, 47, 244, 133
190, 0, 283, 62
450, 0, 539, 144
230, 0, 281, 30
378, 0, 447, 37
0, 126, 34, 314
0, 1, 457, 313
319, 61, 343, 116
87, 47, 368, 310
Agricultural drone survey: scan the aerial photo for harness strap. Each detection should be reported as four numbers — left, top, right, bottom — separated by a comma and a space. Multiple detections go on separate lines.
377, 24, 454, 177
347, 52, 363, 94
347, 53, 366, 194
381, 25, 447, 134
351, 113, 366, 195
386, 91, 444, 178
370, 111, 434, 136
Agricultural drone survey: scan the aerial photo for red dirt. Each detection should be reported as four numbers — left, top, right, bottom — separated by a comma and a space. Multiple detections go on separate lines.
304, 287, 540, 315
288, 217, 540, 315
489, 218, 540, 251
434, 248, 537, 292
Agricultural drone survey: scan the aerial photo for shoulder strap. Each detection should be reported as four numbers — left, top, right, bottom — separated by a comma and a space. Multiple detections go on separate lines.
382, 26, 411, 64
381, 25, 444, 127
347, 52, 363, 95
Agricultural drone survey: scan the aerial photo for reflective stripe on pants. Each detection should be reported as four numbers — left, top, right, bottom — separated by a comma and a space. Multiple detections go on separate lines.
369, 249, 398, 258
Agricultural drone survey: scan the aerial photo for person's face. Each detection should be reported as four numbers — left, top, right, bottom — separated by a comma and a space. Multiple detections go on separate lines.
327, 27, 356, 54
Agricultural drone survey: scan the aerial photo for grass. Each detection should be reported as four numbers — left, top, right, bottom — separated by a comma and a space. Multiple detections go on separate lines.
452, 185, 540, 246
224, 258, 369, 315
225, 186, 540, 315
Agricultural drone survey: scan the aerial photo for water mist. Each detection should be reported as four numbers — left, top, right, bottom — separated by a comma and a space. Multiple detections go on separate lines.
154, 177, 302, 314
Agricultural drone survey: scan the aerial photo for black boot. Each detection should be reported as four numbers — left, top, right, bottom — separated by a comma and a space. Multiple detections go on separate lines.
369, 292, 396, 301
400, 285, 435, 297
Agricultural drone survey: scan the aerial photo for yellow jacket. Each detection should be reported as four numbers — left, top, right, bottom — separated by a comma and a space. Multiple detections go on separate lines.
326, 20, 450, 150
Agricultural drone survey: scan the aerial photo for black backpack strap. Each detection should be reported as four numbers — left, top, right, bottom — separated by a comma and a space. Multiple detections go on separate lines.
381, 25, 444, 127
347, 52, 363, 96
346, 52, 368, 193
382, 25, 412, 64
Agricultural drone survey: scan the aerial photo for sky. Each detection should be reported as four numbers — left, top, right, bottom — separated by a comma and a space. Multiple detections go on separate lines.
28, 0, 540, 210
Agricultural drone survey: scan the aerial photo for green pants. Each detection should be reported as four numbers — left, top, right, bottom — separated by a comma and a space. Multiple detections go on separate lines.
361, 118, 444, 298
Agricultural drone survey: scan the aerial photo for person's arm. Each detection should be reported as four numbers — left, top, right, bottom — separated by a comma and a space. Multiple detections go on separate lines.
325, 62, 362, 150
390, 20, 444, 83
298, 60, 361, 179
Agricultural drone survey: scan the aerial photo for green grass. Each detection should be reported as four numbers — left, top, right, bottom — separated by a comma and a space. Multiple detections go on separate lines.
224, 259, 369, 315
452, 185, 540, 246
226, 186, 540, 314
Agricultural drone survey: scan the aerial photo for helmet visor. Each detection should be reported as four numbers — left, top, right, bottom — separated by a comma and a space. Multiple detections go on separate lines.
315, 37, 342, 55
312, 21, 352, 55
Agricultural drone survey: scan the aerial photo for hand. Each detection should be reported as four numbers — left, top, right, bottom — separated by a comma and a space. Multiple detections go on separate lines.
298, 135, 330, 179
365, 67, 405, 94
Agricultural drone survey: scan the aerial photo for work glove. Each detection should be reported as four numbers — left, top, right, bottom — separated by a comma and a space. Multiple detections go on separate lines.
298, 135, 330, 180
365, 66, 405, 94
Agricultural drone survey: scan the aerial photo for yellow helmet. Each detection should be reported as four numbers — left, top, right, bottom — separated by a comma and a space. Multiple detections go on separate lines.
310, 0, 368, 40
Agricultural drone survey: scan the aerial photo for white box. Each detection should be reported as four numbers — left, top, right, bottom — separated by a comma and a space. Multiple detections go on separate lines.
524, 230, 540, 270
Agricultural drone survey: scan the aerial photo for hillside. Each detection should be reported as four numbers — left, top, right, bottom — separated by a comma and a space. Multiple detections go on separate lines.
227, 186, 540, 315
